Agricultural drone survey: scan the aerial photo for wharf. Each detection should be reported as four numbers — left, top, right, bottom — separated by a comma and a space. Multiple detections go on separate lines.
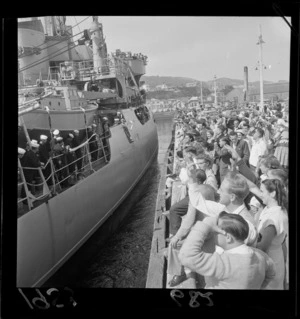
146, 122, 204, 289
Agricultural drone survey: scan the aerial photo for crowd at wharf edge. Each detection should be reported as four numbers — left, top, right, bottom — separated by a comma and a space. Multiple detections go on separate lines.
164, 101, 289, 290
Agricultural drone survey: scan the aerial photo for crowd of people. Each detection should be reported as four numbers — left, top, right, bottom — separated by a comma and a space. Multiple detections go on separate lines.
165, 102, 289, 290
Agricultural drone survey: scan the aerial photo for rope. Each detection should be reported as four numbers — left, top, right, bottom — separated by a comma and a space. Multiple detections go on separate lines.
19, 16, 91, 57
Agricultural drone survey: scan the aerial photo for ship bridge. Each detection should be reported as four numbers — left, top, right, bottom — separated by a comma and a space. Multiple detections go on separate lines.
58, 53, 147, 83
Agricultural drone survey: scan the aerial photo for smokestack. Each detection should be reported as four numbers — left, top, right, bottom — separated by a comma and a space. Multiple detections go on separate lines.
243, 66, 249, 101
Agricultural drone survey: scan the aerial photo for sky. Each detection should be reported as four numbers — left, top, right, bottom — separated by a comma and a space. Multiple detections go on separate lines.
32, 16, 292, 82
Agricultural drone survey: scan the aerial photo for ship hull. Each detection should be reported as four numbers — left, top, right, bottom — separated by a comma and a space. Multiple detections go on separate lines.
17, 109, 158, 287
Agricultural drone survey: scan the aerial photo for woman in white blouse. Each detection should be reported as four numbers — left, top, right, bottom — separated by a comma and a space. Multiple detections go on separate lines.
256, 179, 288, 290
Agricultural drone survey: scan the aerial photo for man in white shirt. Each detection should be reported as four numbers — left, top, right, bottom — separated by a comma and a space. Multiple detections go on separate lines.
179, 213, 275, 289
167, 169, 258, 287
188, 170, 257, 246
249, 127, 268, 175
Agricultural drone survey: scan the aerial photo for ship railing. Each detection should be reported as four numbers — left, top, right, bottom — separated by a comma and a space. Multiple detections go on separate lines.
58, 57, 128, 81
18, 160, 52, 210
18, 133, 111, 214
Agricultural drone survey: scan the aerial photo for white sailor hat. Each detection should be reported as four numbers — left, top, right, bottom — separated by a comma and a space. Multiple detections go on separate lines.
56, 136, 63, 142
40, 134, 48, 140
53, 129, 60, 136
18, 147, 26, 155
30, 140, 40, 148
92, 123, 97, 127
87, 126, 92, 129
74, 129, 79, 134
103, 117, 108, 121
68, 133, 74, 138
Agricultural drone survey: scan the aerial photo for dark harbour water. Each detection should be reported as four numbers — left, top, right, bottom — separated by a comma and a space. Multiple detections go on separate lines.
43, 116, 174, 288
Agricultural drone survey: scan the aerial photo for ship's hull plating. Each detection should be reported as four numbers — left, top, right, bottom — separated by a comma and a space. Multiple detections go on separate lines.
17, 108, 158, 287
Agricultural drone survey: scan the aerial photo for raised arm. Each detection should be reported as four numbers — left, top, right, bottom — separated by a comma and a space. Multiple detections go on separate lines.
170, 202, 197, 248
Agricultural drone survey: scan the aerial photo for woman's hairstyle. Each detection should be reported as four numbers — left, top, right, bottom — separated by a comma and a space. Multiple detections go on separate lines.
275, 111, 283, 118
192, 142, 205, 155
207, 129, 214, 137
195, 168, 207, 184
184, 145, 197, 155
187, 134, 195, 142
194, 153, 213, 166
262, 179, 288, 211
228, 131, 237, 137
206, 142, 215, 152
217, 124, 226, 132
224, 171, 250, 201
267, 169, 288, 187
255, 127, 265, 137
218, 211, 249, 242
260, 155, 281, 170
219, 137, 230, 145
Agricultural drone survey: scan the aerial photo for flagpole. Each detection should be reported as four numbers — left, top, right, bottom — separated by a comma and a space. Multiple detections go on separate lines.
257, 24, 265, 113
200, 81, 203, 105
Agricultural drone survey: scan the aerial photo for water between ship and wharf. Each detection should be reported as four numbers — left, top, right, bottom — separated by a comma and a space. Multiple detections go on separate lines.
43, 115, 174, 288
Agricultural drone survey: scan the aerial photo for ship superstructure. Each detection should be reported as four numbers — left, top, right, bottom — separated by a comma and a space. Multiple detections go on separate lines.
17, 16, 158, 287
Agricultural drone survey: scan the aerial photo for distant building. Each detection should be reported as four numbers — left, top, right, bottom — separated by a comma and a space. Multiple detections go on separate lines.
188, 96, 201, 109
186, 82, 198, 87
248, 82, 289, 102
155, 84, 168, 91
143, 84, 151, 91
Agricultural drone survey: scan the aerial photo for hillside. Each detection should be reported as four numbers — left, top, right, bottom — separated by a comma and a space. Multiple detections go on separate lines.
141, 75, 206, 88
206, 77, 244, 87
249, 80, 275, 87
142, 75, 276, 89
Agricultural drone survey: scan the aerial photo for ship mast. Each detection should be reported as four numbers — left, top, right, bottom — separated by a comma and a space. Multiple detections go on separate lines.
257, 24, 265, 113
90, 16, 108, 74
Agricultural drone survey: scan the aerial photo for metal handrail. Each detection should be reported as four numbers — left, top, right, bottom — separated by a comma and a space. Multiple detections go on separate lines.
18, 132, 111, 213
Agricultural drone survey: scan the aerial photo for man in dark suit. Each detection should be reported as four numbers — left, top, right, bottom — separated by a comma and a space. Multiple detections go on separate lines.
228, 130, 250, 167
196, 120, 207, 143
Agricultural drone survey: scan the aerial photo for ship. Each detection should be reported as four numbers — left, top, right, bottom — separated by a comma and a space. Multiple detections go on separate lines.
17, 16, 158, 287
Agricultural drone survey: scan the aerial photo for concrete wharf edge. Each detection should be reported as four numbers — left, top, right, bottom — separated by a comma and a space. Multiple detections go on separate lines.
146, 122, 201, 289
145, 125, 175, 288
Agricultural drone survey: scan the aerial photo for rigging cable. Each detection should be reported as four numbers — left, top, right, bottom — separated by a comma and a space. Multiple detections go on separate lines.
19, 42, 80, 73
19, 16, 91, 58
19, 31, 85, 73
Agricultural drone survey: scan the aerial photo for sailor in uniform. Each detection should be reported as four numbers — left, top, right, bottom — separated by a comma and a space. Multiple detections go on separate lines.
73, 130, 83, 173
65, 133, 76, 174
102, 117, 111, 161
53, 136, 68, 187
20, 140, 42, 204
39, 135, 52, 185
